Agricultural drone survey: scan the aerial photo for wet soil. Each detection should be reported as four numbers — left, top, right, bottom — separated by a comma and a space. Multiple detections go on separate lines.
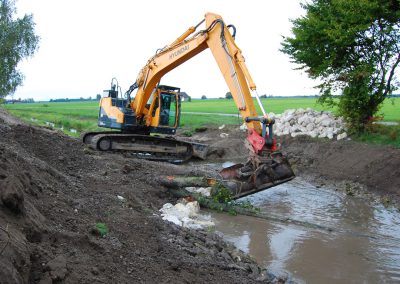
1, 109, 399, 283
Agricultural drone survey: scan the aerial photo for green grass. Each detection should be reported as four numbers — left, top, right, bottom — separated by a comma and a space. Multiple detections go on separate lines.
354, 124, 400, 147
181, 97, 330, 115
182, 97, 399, 122
3, 101, 102, 136
2, 97, 399, 145
381, 97, 400, 122
95, 223, 109, 237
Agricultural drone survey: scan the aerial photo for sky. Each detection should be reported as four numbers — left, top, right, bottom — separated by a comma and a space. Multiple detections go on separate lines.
11, 0, 318, 101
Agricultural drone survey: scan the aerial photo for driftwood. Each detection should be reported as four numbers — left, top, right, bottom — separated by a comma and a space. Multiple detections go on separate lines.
158, 176, 216, 189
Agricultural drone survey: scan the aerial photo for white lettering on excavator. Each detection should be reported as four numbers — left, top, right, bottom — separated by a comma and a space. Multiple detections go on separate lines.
169, 45, 189, 60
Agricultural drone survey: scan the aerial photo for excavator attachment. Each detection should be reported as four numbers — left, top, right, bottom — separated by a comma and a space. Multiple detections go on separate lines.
218, 122, 295, 199
219, 152, 295, 199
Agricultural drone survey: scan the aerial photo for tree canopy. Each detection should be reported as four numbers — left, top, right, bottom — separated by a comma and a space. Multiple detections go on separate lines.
0, 0, 39, 97
225, 92, 233, 99
281, 0, 400, 130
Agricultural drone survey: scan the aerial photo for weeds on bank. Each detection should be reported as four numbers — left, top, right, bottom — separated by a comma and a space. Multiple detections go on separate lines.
197, 184, 261, 216
353, 123, 400, 148
95, 223, 109, 237
182, 130, 193, 137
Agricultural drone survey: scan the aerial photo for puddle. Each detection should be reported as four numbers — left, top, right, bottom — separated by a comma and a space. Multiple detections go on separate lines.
210, 178, 400, 283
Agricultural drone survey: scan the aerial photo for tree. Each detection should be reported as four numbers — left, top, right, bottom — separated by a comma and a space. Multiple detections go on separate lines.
0, 0, 39, 97
225, 92, 233, 99
201, 95, 207, 100
96, 94, 101, 100
281, 0, 400, 131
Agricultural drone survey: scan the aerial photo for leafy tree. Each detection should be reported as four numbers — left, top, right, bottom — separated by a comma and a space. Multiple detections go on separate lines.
225, 92, 233, 99
281, 0, 400, 131
0, 0, 39, 97
201, 95, 207, 100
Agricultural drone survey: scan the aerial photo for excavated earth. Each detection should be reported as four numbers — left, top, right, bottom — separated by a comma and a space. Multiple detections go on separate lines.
186, 125, 400, 204
1, 108, 399, 284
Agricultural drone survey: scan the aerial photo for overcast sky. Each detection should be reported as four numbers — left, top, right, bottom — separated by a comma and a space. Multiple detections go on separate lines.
12, 0, 318, 101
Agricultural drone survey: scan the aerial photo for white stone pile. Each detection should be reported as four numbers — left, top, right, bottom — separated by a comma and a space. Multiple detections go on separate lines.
269, 109, 348, 140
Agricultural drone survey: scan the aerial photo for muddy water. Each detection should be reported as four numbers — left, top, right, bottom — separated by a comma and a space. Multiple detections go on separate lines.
210, 179, 400, 283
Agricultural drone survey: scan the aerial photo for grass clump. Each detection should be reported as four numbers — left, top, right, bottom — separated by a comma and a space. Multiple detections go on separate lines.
182, 130, 193, 137
211, 184, 233, 204
95, 223, 109, 237
353, 124, 400, 148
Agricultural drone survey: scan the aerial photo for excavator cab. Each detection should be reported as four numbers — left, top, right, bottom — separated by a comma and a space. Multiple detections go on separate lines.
97, 82, 181, 135
147, 85, 181, 134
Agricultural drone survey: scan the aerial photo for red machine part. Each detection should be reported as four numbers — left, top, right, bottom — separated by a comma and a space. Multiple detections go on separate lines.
247, 129, 265, 153
246, 129, 278, 154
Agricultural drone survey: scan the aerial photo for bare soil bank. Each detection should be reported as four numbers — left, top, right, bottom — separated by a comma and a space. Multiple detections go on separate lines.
186, 125, 400, 204
281, 136, 400, 203
0, 110, 278, 284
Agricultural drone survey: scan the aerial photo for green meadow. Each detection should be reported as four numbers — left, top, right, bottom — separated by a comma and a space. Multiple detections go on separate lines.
3, 97, 399, 145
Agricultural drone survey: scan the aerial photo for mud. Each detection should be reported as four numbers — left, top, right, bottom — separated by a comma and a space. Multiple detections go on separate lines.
1, 109, 399, 283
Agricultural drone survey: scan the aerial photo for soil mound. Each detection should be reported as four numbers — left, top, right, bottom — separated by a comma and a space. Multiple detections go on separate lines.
282, 136, 400, 200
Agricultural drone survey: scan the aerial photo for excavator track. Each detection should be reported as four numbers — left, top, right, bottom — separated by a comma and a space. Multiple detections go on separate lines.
83, 132, 194, 162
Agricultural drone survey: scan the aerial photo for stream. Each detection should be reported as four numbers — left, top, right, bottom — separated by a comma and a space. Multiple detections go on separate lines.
210, 178, 400, 283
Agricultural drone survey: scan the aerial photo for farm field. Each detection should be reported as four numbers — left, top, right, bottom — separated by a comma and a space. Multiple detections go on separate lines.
3, 97, 399, 137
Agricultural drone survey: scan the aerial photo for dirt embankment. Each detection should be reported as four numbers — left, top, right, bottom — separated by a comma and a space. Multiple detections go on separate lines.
281, 136, 400, 201
0, 110, 279, 284
184, 125, 400, 203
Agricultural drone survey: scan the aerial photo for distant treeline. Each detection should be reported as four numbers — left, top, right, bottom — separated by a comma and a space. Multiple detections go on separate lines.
49, 97, 99, 103
4, 93, 399, 104
4, 98, 35, 104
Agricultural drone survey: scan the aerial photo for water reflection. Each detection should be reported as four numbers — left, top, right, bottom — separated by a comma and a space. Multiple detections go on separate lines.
211, 178, 400, 283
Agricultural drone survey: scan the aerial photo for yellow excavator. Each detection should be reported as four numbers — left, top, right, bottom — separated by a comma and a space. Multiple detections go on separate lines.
83, 12, 294, 197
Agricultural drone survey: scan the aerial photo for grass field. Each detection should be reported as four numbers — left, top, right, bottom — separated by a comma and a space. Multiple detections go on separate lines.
3, 97, 399, 145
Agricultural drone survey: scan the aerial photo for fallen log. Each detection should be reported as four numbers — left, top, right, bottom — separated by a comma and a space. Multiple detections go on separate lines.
159, 174, 294, 199
158, 176, 216, 189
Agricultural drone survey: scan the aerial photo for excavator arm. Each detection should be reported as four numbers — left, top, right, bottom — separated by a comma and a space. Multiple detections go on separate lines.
129, 13, 275, 155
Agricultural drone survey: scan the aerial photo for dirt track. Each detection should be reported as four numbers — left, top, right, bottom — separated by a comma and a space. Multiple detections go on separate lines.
1, 108, 399, 283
